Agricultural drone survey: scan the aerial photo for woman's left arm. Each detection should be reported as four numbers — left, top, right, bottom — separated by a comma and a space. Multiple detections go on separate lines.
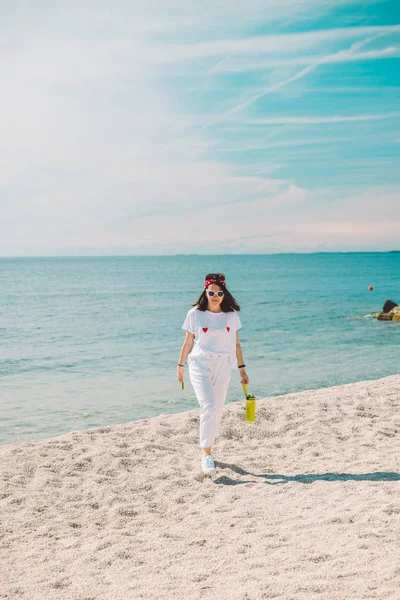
236, 331, 249, 384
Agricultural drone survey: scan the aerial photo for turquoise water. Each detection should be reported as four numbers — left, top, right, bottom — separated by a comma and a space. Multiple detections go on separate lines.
1, 253, 399, 446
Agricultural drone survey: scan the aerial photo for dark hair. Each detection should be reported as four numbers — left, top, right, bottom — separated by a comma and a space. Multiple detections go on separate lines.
192, 272, 240, 312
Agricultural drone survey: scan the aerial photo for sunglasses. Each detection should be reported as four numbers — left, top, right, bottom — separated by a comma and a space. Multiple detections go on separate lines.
207, 290, 224, 297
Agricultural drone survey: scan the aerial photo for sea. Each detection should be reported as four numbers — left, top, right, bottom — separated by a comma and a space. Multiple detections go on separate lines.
1, 253, 399, 446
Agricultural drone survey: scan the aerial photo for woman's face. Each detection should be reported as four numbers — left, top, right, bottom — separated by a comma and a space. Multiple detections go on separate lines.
206, 283, 224, 309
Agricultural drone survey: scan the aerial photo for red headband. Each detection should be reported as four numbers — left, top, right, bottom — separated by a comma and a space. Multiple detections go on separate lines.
205, 275, 226, 288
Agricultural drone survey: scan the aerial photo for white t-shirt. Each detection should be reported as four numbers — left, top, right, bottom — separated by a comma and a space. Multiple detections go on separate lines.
182, 307, 242, 369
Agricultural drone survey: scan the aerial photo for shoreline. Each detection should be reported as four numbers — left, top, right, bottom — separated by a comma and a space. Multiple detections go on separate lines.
2, 371, 400, 448
1, 374, 399, 599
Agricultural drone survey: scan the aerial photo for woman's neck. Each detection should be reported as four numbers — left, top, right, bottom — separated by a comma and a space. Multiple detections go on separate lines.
207, 306, 223, 313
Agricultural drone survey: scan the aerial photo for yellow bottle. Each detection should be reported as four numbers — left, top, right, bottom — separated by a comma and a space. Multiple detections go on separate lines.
243, 383, 256, 423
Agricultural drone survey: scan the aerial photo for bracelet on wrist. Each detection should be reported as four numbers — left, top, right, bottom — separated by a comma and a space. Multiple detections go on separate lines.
238, 364, 246, 369
177, 363, 184, 367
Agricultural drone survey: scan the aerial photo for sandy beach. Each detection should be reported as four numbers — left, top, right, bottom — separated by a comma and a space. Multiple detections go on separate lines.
1, 374, 399, 600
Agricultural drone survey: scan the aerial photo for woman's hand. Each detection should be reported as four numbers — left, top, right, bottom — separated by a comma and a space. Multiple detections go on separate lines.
240, 368, 249, 385
177, 365, 184, 385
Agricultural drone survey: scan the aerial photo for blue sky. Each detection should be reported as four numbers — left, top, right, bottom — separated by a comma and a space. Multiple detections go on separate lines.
1, 0, 399, 255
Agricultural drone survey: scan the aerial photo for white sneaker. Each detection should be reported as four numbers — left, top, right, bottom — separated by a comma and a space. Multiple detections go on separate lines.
201, 455, 216, 475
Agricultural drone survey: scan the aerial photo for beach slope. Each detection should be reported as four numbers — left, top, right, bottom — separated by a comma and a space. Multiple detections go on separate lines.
1, 375, 399, 599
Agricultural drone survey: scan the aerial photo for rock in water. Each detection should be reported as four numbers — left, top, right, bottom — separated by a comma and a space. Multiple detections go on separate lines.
392, 307, 400, 321
376, 306, 400, 321
382, 299, 398, 313
377, 312, 393, 321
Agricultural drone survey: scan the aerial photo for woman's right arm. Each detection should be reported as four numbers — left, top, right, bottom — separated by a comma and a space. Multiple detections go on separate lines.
177, 331, 195, 382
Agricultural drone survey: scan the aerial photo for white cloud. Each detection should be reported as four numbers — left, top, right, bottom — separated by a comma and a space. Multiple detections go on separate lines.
123, 186, 400, 254
0, 1, 399, 255
236, 113, 400, 126
221, 138, 349, 152
141, 25, 400, 65
215, 47, 398, 72
3, 185, 399, 255
198, 30, 399, 129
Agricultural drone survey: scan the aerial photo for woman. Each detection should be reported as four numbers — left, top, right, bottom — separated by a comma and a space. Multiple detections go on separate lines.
177, 273, 249, 475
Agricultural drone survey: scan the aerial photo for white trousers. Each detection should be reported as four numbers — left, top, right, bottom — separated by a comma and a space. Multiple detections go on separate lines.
188, 353, 232, 448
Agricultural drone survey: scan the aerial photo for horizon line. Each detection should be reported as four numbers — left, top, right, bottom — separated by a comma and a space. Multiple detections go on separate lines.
0, 250, 399, 259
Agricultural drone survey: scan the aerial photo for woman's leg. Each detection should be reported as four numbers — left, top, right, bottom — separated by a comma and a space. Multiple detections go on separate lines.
189, 358, 216, 451
207, 356, 232, 448
189, 356, 232, 453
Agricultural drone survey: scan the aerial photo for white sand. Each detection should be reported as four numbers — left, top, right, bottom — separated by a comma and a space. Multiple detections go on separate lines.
1, 375, 399, 600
